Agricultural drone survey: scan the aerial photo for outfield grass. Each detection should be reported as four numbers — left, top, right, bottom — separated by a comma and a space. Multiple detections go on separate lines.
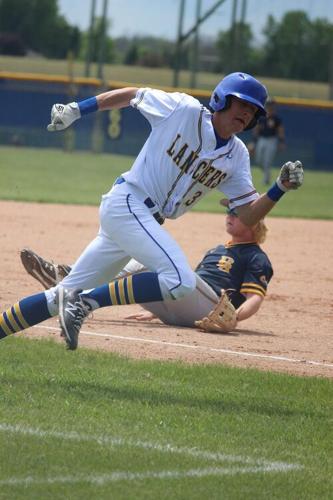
0, 338, 331, 499
0, 55, 331, 100
1, 145, 333, 219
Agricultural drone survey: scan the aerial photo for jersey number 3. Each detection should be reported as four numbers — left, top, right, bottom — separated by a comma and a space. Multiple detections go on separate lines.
185, 191, 202, 206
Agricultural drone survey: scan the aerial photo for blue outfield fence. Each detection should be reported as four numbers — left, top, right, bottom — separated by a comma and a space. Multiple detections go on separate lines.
0, 72, 333, 170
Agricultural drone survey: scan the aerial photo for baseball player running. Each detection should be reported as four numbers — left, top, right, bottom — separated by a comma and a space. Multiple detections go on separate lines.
20, 209, 272, 333
0, 72, 303, 349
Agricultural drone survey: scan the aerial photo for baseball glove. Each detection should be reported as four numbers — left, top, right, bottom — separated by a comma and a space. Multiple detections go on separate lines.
195, 289, 237, 333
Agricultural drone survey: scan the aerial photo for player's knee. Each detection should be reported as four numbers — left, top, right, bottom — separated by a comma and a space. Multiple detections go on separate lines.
158, 269, 196, 301
170, 279, 196, 300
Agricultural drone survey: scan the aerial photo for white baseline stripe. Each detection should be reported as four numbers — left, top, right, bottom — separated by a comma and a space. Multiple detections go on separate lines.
32, 324, 333, 369
0, 464, 300, 487
0, 423, 302, 474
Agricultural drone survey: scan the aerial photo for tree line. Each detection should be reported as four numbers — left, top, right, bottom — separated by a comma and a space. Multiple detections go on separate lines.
0, 0, 332, 83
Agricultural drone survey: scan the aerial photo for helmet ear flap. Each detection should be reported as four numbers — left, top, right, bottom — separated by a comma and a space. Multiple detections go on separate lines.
210, 94, 232, 112
210, 90, 226, 111
223, 95, 232, 111
212, 91, 220, 106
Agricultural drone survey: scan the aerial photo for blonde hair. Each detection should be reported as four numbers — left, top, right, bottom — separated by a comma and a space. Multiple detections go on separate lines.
253, 220, 268, 244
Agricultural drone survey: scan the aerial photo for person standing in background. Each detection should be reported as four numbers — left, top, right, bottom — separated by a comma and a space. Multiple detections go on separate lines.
249, 98, 286, 185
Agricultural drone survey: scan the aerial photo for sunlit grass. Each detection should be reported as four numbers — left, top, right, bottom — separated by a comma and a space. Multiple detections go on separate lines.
1, 145, 333, 219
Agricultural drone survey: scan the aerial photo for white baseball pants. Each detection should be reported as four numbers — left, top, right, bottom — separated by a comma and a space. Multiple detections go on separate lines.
49, 181, 196, 305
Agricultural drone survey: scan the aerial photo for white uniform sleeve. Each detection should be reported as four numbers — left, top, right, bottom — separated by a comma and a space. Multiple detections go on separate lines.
218, 142, 259, 209
130, 88, 185, 128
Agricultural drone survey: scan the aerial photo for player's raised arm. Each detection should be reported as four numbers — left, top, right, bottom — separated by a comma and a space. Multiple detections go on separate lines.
47, 87, 139, 132
232, 160, 304, 226
96, 87, 139, 110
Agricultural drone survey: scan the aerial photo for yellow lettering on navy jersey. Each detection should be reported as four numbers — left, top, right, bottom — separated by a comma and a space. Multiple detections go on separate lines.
217, 255, 234, 273
259, 275, 268, 286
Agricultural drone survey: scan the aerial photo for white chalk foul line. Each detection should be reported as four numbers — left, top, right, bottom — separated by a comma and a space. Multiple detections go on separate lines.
32, 324, 333, 369
0, 423, 302, 486
0, 423, 294, 468
0, 465, 299, 487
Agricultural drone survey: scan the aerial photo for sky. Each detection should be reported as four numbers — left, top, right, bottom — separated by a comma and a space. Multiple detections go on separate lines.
58, 0, 333, 43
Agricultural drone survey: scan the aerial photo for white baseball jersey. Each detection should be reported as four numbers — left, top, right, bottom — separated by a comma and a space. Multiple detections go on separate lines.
52, 88, 260, 305
121, 88, 259, 218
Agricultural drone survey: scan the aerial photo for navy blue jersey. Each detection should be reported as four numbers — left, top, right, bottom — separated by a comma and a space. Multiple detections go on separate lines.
257, 114, 282, 138
195, 242, 273, 308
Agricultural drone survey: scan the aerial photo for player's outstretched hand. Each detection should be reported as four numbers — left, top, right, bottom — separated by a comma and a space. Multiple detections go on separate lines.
47, 102, 81, 132
277, 160, 304, 191
125, 311, 157, 322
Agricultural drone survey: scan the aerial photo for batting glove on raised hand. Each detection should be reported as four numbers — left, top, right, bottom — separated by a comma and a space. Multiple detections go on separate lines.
276, 160, 304, 191
47, 102, 81, 132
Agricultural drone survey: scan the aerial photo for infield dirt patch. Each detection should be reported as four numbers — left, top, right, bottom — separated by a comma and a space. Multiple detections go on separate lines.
1, 200, 332, 378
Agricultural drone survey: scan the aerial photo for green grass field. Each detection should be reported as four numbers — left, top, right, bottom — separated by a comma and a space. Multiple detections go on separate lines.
0, 338, 332, 500
0, 54, 331, 100
1, 145, 333, 219
1, 145, 333, 498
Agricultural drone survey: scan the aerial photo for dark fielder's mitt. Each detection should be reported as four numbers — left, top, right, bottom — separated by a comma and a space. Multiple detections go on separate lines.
195, 289, 237, 333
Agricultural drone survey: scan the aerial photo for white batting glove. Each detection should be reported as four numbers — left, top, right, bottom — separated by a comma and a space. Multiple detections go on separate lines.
47, 102, 81, 132
276, 160, 304, 191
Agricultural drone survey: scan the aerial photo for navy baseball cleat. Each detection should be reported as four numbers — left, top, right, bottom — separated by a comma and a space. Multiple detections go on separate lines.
57, 287, 90, 350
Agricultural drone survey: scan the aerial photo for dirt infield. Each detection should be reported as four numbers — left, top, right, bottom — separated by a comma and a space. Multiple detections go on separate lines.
1, 200, 332, 378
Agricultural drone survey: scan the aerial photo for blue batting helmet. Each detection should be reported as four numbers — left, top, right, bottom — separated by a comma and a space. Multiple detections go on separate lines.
209, 72, 268, 130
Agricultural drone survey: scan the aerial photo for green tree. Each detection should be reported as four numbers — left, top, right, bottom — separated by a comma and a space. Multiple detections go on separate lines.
122, 36, 176, 68
79, 17, 114, 64
0, 0, 80, 57
0, 33, 26, 56
124, 44, 139, 65
262, 11, 333, 82
215, 22, 261, 74
307, 18, 333, 82
42, 16, 81, 58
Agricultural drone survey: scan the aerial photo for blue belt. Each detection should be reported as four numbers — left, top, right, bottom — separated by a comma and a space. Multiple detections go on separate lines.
114, 177, 165, 225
